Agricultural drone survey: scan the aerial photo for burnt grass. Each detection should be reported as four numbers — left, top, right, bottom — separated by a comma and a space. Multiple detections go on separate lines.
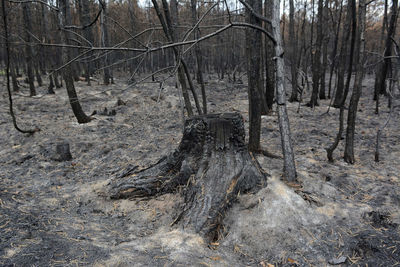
0, 73, 399, 266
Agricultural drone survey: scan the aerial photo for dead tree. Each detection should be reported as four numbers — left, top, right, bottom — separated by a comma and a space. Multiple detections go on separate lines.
308, 0, 324, 108
58, 0, 91, 123
246, 0, 263, 152
108, 113, 267, 240
2, 0, 37, 134
190, 0, 207, 114
22, 3, 36, 96
374, 0, 398, 114
326, 0, 357, 162
272, 0, 297, 181
288, 0, 298, 102
332, 0, 352, 108
327, 0, 343, 99
78, 0, 94, 86
343, 0, 366, 164
264, 0, 275, 112
101, 1, 112, 85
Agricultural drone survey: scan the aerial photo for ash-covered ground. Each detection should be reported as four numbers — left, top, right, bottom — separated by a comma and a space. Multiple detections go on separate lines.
1, 73, 399, 266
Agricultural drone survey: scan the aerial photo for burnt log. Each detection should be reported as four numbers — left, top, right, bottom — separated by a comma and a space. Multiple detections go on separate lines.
108, 113, 268, 239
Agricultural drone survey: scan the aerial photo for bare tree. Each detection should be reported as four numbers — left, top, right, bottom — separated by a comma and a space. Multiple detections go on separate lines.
272, 0, 297, 181
22, 3, 36, 96
190, 0, 207, 114
374, 0, 398, 114
101, 0, 112, 85
264, 0, 275, 112
308, 0, 324, 107
58, 0, 91, 123
246, 0, 263, 152
288, 0, 298, 102
343, 0, 366, 164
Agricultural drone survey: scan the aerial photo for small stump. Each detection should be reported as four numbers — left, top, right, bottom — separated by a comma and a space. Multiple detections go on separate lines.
108, 113, 268, 239
55, 142, 72, 161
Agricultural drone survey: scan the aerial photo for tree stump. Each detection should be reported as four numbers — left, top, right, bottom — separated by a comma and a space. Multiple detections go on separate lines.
108, 113, 268, 239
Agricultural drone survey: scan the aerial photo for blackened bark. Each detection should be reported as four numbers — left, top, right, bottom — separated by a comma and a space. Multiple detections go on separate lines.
344, 0, 366, 164
151, 0, 195, 116
374, 0, 398, 113
319, 0, 329, 100
35, 64, 43, 87
328, 0, 343, 99
78, 0, 94, 85
264, 0, 275, 112
326, 0, 357, 162
22, 3, 36, 96
59, 0, 91, 124
108, 113, 267, 240
333, 0, 352, 108
272, 0, 297, 181
10, 60, 19, 92
48, 74, 55, 94
308, 0, 324, 108
288, 0, 298, 102
246, 0, 263, 152
190, 0, 207, 114
101, 2, 111, 85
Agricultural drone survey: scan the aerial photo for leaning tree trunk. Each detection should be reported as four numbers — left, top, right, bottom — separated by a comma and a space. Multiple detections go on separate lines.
108, 113, 267, 239
59, 0, 91, 124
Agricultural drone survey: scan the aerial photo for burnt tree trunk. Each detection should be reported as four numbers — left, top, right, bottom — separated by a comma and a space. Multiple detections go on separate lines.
22, 3, 36, 96
108, 113, 267, 239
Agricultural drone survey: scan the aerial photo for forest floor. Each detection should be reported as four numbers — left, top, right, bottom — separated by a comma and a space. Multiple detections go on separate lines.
0, 73, 399, 266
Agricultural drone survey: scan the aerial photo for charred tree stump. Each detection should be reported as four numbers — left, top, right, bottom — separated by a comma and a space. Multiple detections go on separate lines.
108, 113, 267, 239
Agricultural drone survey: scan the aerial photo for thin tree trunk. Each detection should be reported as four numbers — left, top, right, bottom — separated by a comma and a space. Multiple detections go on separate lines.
326, 0, 357, 161
264, 0, 275, 112
35, 63, 43, 87
191, 0, 207, 114
272, 0, 297, 181
58, 0, 91, 124
332, 0, 351, 108
288, 0, 298, 102
22, 3, 36, 96
101, 2, 111, 85
10, 59, 19, 92
344, 0, 366, 163
151, 0, 196, 116
374, 0, 398, 114
78, 0, 94, 86
2, 0, 37, 134
328, 0, 343, 99
308, 0, 324, 107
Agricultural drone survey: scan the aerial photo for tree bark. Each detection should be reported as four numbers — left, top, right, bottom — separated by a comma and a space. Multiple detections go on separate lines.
58, 0, 91, 124
246, 0, 263, 152
326, 0, 357, 162
328, 0, 343, 99
332, 0, 352, 108
319, 0, 329, 100
22, 3, 36, 96
151, 0, 197, 116
264, 0, 275, 112
308, 0, 324, 107
374, 0, 398, 113
101, 1, 112, 85
108, 113, 267, 240
272, 0, 297, 181
191, 0, 207, 114
344, 0, 366, 164
288, 0, 298, 102
78, 0, 94, 86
